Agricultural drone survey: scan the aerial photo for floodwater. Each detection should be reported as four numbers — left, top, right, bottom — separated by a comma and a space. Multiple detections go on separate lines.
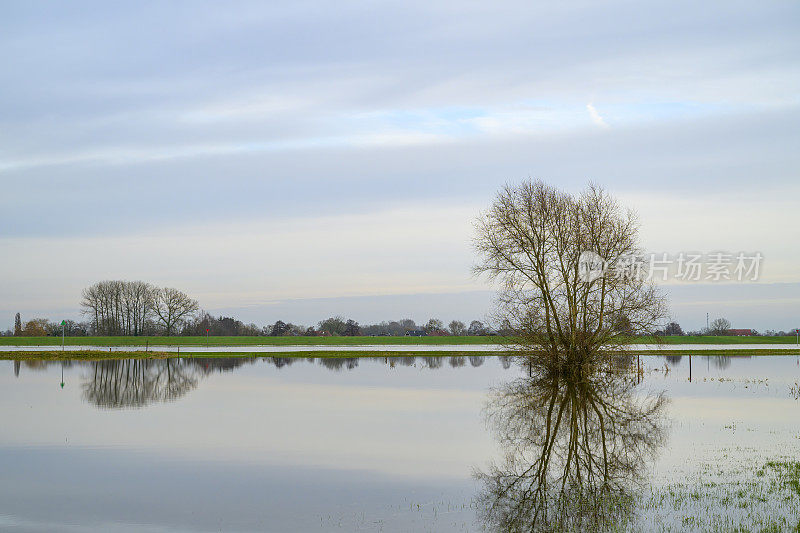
0, 355, 798, 532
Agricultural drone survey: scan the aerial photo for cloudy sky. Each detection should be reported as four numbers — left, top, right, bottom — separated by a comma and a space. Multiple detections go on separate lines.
1, 1, 799, 331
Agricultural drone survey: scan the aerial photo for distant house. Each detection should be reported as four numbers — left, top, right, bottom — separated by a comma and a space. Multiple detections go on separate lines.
405, 329, 427, 337
728, 329, 753, 336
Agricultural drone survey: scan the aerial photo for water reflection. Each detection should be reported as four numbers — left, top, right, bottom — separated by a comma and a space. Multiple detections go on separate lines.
424, 355, 444, 369
83, 358, 261, 408
386, 356, 416, 367
470, 355, 486, 367
476, 355, 668, 532
9, 355, 496, 409
318, 357, 359, 371
84, 359, 200, 408
710, 355, 732, 369
450, 355, 466, 367
3, 354, 799, 531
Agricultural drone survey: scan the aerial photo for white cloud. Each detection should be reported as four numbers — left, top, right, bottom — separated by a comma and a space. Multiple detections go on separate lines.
586, 103, 609, 128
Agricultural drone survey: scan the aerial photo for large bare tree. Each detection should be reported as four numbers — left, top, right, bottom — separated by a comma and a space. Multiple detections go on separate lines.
152, 287, 199, 336
474, 180, 666, 360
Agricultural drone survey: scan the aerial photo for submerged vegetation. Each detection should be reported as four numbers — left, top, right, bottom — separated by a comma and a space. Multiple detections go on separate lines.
639, 459, 800, 532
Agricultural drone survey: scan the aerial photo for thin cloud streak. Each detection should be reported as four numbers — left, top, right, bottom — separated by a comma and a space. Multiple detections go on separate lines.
586, 103, 609, 128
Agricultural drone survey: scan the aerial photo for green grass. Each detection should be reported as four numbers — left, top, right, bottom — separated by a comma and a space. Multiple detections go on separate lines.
659, 335, 797, 345
0, 335, 796, 347
0, 335, 505, 346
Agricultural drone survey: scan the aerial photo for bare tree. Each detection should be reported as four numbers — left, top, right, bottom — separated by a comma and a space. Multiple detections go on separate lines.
709, 317, 731, 336
14, 313, 21, 336
318, 316, 347, 336
398, 318, 417, 334
81, 280, 120, 335
81, 280, 159, 335
270, 320, 290, 336
124, 281, 154, 336
474, 180, 666, 361
423, 318, 444, 333
449, 320, 466, 336
663, 321, 684, 336
468, 320, 486, 335
152, 287, 199, 336
343, 319, 361, 336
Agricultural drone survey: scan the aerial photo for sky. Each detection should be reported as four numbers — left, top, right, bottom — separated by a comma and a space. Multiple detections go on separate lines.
1, 1, 799, 331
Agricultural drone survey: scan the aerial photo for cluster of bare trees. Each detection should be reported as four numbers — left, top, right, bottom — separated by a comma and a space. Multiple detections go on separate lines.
80, 280, 198, 336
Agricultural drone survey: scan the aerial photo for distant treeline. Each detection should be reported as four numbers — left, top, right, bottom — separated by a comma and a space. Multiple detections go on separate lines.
653, 319, 794, 337
4, 312, 494, 338
3, 281, 794, 337
5, 278, 496, 337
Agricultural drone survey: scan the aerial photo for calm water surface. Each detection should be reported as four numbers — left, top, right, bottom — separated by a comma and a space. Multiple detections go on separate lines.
1, 355, 798, 532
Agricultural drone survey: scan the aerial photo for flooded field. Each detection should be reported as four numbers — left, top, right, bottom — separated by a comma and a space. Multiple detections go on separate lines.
1, 354, 798, 532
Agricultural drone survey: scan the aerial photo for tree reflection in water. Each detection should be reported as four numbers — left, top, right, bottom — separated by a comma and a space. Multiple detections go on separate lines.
470, 355, 486, 367
318, 357, 359, 371
81, 358, 256, 408
83, 359, 200, 408
476, 354, 668, 532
